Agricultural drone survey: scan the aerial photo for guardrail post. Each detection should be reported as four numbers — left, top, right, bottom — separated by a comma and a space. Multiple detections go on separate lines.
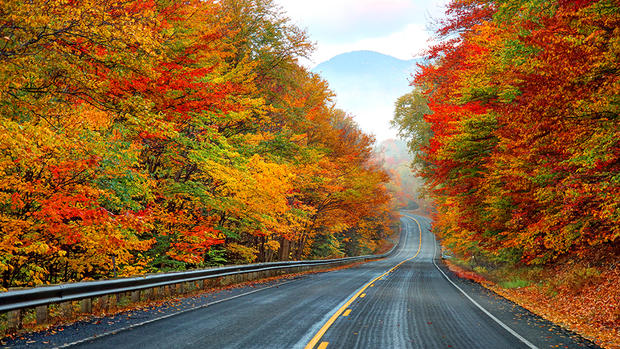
131, 290, 140, 303
7, 309, 22, 331
36, 305, 48, 324
109, 294, 117, 309
219, 276, 228, 286
80, 298, 92, 313
143, 288, 153, 300
98, 295, 109, 312
60, 301, 73, 318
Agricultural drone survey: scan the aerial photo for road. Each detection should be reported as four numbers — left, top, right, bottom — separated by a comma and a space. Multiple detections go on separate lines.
4, 215, 598, 348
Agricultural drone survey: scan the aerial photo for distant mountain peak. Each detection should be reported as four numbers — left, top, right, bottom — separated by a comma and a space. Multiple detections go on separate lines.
321, 50, 409, 62
313, 50, 421, 76
310, 50, 424, 142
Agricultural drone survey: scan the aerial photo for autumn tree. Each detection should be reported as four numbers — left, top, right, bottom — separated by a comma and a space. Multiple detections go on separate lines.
0, 0, 395, 287
396, 0, 619, 265
0, 0, 166, 286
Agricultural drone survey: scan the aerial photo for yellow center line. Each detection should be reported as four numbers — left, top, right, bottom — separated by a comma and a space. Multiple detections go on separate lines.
304, 215, 423, 349
359, 293, 366, 298
343, 309, 352, 317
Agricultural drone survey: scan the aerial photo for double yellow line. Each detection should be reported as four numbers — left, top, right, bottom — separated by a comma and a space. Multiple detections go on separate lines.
305, 215, 423, 349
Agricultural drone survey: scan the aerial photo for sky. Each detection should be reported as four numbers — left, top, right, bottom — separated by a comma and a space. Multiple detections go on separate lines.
274, 0, 449, 142
275, 0, 449, 66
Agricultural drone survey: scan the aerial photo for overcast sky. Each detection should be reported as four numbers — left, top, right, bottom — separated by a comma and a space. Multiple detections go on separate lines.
275, 0, 449, 66
273, 0, 450, 142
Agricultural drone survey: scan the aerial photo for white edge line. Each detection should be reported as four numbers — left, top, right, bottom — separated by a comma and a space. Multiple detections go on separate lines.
55, 279, 297, 349
423, 218, 539, 349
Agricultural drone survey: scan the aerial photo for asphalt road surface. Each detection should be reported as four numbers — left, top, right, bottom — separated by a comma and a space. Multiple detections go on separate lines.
4, 215, 599, 349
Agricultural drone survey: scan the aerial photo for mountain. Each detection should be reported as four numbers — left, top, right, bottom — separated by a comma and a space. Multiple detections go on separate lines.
312, 50, 423, 142
313, 50, 421, 96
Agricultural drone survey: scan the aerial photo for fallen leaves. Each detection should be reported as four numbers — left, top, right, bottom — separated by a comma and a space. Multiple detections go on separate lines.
444, 257, 620, 348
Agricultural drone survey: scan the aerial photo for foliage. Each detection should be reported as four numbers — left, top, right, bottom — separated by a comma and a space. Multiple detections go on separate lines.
394, 0, 619, 265
447, 248, 620, 348
0, 0, 393, 288
390, 91, 433, 170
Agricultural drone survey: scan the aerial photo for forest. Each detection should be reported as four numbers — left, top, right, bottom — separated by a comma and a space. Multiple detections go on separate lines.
394, 0, 618, 266
0, 0, 397, 289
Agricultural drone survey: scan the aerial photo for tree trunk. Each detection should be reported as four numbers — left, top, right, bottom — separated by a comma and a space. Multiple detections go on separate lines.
295, 234, 306, 260
258, 236, 266, 262
278, 237, 290, 261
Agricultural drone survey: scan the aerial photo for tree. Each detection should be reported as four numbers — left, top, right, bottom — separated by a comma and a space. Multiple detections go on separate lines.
401, 0, 619, 265
0, 0, 396, 287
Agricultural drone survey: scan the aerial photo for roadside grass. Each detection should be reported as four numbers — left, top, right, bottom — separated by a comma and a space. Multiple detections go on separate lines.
443, 249, 620, 349
498, 278, 530, 289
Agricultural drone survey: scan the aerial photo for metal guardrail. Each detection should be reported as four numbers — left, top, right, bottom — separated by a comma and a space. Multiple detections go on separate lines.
0, 231, 402, 314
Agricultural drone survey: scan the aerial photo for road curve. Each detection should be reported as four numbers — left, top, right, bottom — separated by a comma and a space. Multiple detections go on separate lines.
4, 215, 599, 348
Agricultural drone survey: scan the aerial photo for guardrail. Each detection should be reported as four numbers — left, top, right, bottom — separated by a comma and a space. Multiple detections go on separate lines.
0, 229, 402, 331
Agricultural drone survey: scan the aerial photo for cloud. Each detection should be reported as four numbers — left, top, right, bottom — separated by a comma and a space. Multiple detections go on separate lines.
311, 23, 431, 64
278, 0, 425, 41
276, 0, 448, 64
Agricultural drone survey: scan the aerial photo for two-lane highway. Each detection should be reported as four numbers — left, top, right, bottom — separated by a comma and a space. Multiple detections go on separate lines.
309, 216, 539, 348
5, 215, 599, 348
